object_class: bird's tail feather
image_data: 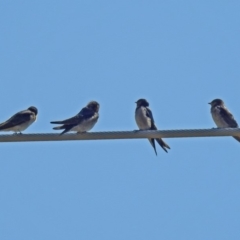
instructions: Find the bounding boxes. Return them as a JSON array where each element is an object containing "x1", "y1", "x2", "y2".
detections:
[
  {"x1": 51, "y1": 121, "x2": 63, "y2": 124},
  {"x1": 233, "y1": 136, "x2": 240, "y2": 142},
  {"x1": 59, "y1": 128, "x2": 71, "y2": 135},
  {"x1": 148, "y1": 138, "x2": 157, "y2": 156},
  {"x1": 156, "y1": 138, "x2": 170, "y2": 153},
  {"x1": 53, "y1": 126, "x2": 65, "y2": 130},
  {"x1": 53, "y1": 125, "x2": 73, "y2": 135}
]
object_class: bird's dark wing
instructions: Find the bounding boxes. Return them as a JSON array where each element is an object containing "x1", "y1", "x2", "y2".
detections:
[
  {"x1": 145, "y1": 107, "x2": 170, "y2": 153},
  {"x1": 50, "y1": 115, "x2": 82, "y2": 125},
  {"x1": 51, "y1": 107, "x2": 95, "y2": 125},
  {"x1": 219, "y1": 107, "x2": 238, "y2": 127},
  {"x1": 0, "y1": 110, "x2": 32, "y2": 130},
  {"x1": 145, "y1": 107, "x2": 158, "y2": 155},
  {"x1": 51, "y1": 114, "x2": 82, "y2": 134},
  {"x1": 78, "y1": 107, "x2": 95, "y2": 119},
  {"x1": 145, "y1": 107, "x2": 156, "y2": 128},
  {"x1": 146, "y1": 107, "x2": 159, "y2": 130}
]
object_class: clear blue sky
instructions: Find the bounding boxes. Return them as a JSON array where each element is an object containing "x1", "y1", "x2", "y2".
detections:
[{"x1": 1, "y1": 1, "x2": 240, "y2": 239}]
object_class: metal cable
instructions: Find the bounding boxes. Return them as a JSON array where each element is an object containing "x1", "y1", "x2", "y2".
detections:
[{"x1": 0, "y1": 128, "x2": 240, "y2": 142}]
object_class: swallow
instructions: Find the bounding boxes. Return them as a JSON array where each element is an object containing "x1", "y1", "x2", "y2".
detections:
[
  {"x1": 135, "y1": 98, "x2": 170, "y2": 155},
  {"x1": 209, "y1": 98, "x2": 240, "y2": 142},
  {"x1": 0, "y1": 106, "x2": 38, "y2": 134},
  {"x1": 50, "y1": 101, "x2": 100, "y2": 135}
]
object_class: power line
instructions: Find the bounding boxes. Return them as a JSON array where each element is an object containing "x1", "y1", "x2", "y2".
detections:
[{"x1": 0, "y1": 128, "x2": 240, "y2": 142}]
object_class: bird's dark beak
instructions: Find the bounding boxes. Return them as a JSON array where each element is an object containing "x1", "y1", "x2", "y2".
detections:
[{"x1": 208, "y1": 102, "x2": 211, "y2": 105}]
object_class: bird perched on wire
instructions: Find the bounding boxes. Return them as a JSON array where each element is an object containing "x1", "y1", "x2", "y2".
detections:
[
  {"x1": 209, "y1": 98, "x2": 240, "y2": 142},
  {"x1": 135, "y1": 98, "x2": 170, "y2": 155},
  {"x1": 0, "y1": 106, "x2": 38, "y2": 134},
  {"x1": 50, "y1": 101, "x2": 100, "y2": 135}
]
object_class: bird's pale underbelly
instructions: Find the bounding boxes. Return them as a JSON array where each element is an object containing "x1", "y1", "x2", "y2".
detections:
[
  {"x1": 135, "y1": 110, "x2": 151, "y2": 130},
  {"x1": 211, "y1": 111, "x2": 229, "y2": 128},
  {"x1": 71, "y1": 118, "x2": 97, "y2": 132}
]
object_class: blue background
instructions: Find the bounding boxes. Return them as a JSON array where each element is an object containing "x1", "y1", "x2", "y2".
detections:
[{"x1": 1, "y1": 1, "x2": 240, "y2": 239}]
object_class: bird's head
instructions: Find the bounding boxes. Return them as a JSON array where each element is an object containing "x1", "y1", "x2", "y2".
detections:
[
  {"x1": 135, "y1": 98, "x2": 149, "y2": 107},
  {"x1": 208, "y1": 99, "x2": 224, "y2": 107},
  {"x1": 87, "y1": 101, "x2": 100, "y2": 112},
  {"x1": 28, "y1": 106, "x2": 38, "y2": 115}
]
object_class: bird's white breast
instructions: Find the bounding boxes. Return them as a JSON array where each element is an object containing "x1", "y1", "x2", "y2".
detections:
[
  {"x1": 135, "y1": 107, "x2": 151, "y2": 130},
  {"x1": 211, "y1": 106, "x2": 229, "y2": 128}
]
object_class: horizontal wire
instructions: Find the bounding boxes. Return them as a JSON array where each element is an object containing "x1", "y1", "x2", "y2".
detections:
[{"x1": 0, "y1": 128, "x2": 240, "y2": 143}]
